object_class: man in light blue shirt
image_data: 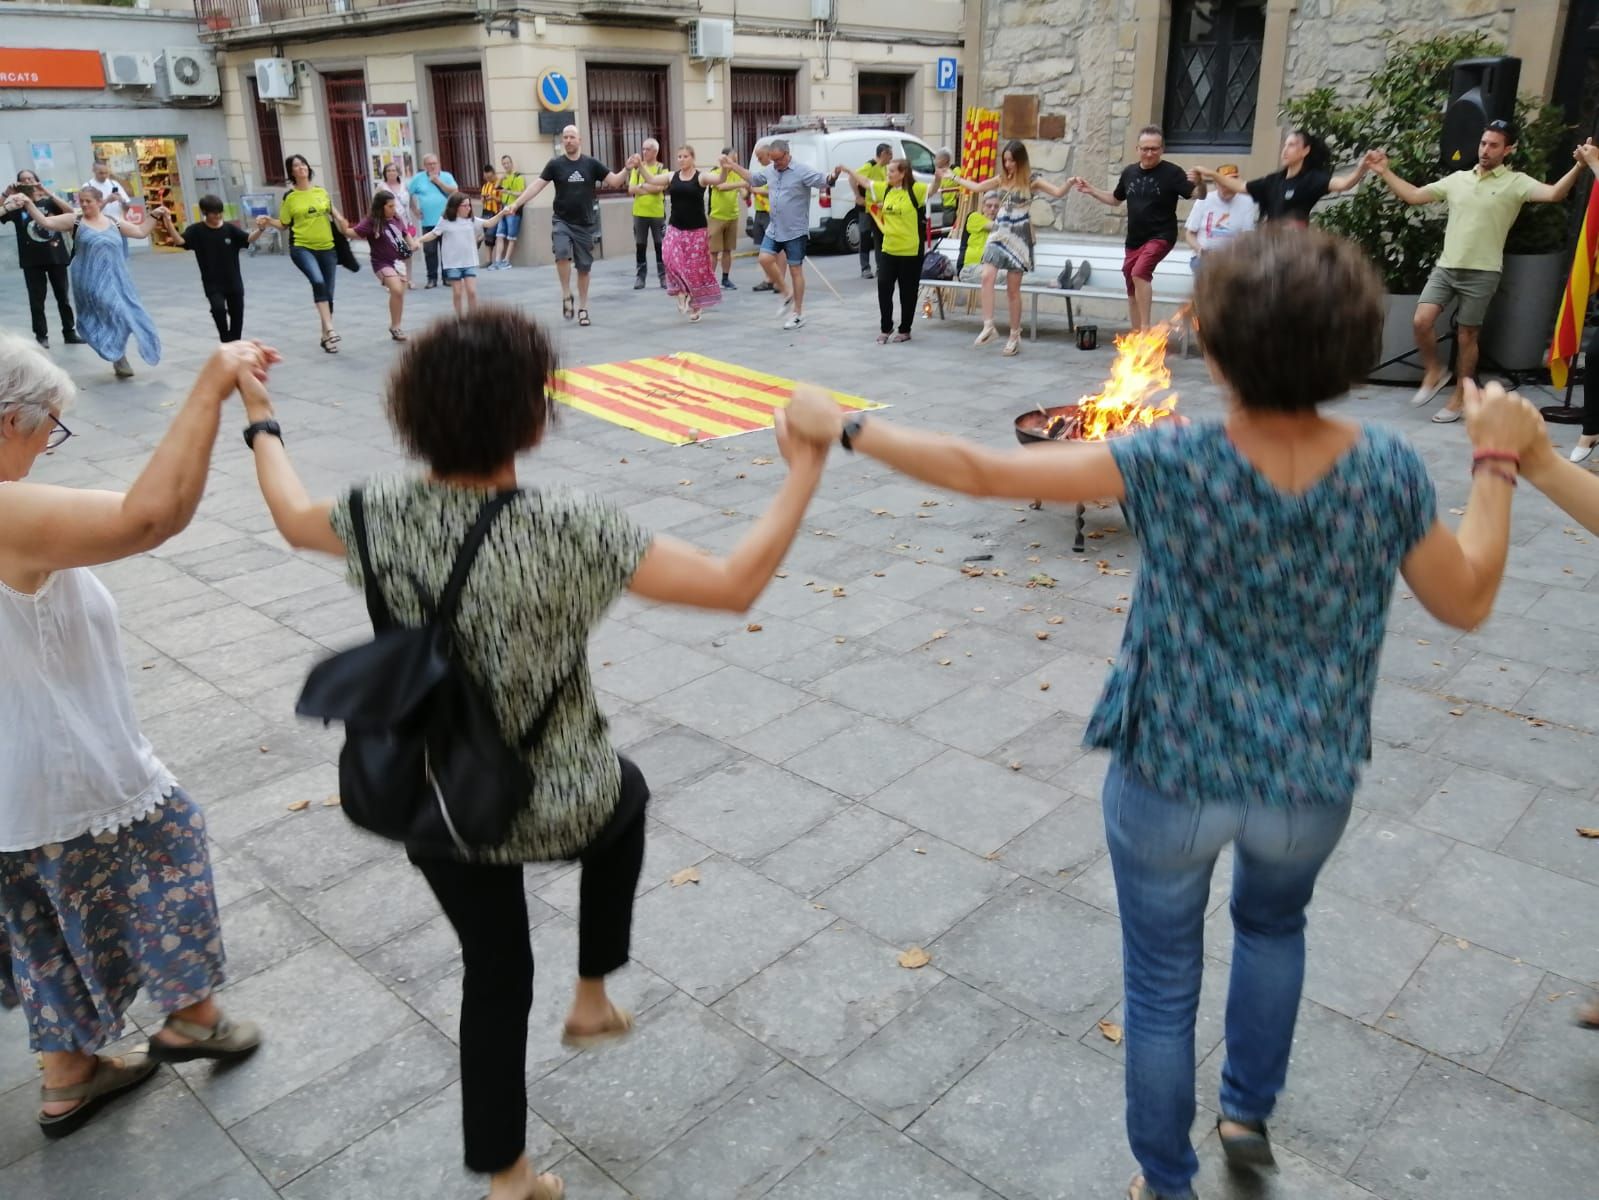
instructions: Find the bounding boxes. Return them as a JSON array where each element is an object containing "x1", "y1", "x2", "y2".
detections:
[
  {"x1": 721, "y1": 140, "x2": 828, "y2": 330},
  {"x1": 406, "y1": 153, "x2": 458, "y2": 287}
]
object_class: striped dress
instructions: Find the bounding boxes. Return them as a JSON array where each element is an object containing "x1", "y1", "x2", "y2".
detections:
[{"x1": 979, "y1": 186, "x2": 1034, "y2": 274}]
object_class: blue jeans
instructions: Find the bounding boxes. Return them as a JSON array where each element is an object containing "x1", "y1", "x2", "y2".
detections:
[
  {"x1": 1102, "y1": 759, "x2": 1353, "y2": 1198},
  {"x1": 290, "y1": 245, "x2": 339, "y2": 307}
]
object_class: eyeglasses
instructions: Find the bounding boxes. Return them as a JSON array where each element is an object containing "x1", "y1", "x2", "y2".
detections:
[{"x1": 45, "y1": 413, "x2": 72, "y2": 451}]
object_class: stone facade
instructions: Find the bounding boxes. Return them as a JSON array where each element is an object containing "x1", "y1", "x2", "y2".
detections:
[{"x1": 1284, "y1": 0, "x2": 1511, "y2": 98}]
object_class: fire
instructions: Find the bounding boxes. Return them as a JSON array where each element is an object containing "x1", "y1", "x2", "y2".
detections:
[{"x1": 1050, "y1": 323, "x2": 1179, "y2": 441}]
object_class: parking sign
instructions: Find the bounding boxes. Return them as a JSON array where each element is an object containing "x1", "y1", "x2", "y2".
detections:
[{"x1": 936, "y1": 57, "x2": 958, "y2": 92}]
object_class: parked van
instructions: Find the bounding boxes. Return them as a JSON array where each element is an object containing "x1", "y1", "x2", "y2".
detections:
[{"x1": 743, "y1": 117, "x2": 956, "y2": 253}]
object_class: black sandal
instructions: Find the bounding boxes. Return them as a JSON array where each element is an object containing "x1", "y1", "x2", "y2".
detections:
[
  {"x1": 319, "y1": 332, "x2": 339, "y2": 354},
  {"x1": 577, "y1": 309, "x2": 591, "y2": 327},
  {"x1": 1216, "y1": 1116, "x2": 1274, "y2": 1168},
  {"x1": 562, "y1": 295, "x2": 575, "y2": 320}
]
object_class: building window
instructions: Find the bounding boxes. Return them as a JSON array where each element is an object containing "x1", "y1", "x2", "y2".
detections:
[
  {"x1": 731, "y1": 69, "x2": 797, "y2": 164},
  {"x1": 1164, "y1": 0, "x2": 1266, "y2": 149},
  {"x1": 858, "y1": 72, "x2": 908, "y2": 115},
  {"x1": 248, "y1": 76, "x2": 286, "y2": 186},
  {"x1": 586, "y1": 64, "x2": 669, "y2": 192},
  {"x1": 323, "y1": 70, "x2": 369, "y2": 218},
  {"x1": 430, "y1": 64, "x2": 490, "y2": 182}
]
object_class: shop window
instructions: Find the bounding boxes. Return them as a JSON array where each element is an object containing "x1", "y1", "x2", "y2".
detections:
[
  {"x1": 430, "y1": 64, "x2": 490, "y2": 182},
  {"x1": 91, "y1": 137, "x2": 186, "y2": 243},
  {"x1": 249, "y1": 76, "x2": 286, "y2": 186},
  {"x1": 731, "y1": 69, "x2": 797, "y2": 164},
  {"x1": 586, "y1": 64, "x2": 669, "y2": 193},
  {"x1": 1164, "y1": 0, "x2": 1266, "y2": 150},
  {"x1": 858, "y1": 72, "x2": 908, "y2": 116}
]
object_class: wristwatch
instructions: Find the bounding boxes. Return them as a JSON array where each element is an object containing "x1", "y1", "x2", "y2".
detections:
[
  {"x1": 243, "y1": 419, "x2": 283, "y2": 450},
  {"x1": 840, "y1": 414, "x2": 867, "y2": 452}
]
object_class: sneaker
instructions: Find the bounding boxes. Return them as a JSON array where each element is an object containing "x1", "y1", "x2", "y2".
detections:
[
  {"x1": 633, "y1": 276, "x2": 647, "y2": 290},
  {"x1": 861, "y1": 268, "x2": 874, "y2": 280},
  {"x1": 752, "y1": 281, "x2": 776, "y2": 293},
  {"x1": 777, "y1": 292, "x2": 793, "y2": 316},
  {"x1": 783, "y1": 313, "x2": 805, "y2": 330},
  {"x1": 1067, "y1": 260, "x2": 1092, "y2": 289},
  {"x1": 63, "y1": 331, "x2": 86, "y2": 345},
  {"x1": 721, "y1": 277, "x2": 737, "y2": 290},
  {"x1": 35, "y1": 334, "x2": 48, "y2": 348},
  {"x1": 113, "y1": 356, "x2": 134, "y2": 378}
]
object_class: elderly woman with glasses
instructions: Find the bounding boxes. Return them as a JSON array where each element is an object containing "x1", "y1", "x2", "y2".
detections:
[{"x1": 0, "y1": 333, "x2": 265, "y2": 1138}]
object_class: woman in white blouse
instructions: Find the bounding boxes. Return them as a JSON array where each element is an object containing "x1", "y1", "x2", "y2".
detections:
[{"x1": 0, "y1": 334, "x2": 264, "y2": 1138}]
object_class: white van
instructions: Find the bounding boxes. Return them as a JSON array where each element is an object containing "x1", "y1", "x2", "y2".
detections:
[{"x1": 744, "y1": 119, "x2": 955, "y2": 253}]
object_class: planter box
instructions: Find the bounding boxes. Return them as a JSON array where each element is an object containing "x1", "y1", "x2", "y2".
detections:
[
  {"x1": 1483, "y1": 251, "x2": 1564, "y2": 372},
  {"x1": 1370, "y1": 291, "x2": 1455, "y2": 386}
]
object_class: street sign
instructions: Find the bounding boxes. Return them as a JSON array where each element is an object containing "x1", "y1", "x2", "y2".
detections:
[
  {"x1": 935, "y1": 57, "x2": 958, "y2": 92},
  {"x1": 538, "y1": 70, "x2": 571, "y2": 113}
]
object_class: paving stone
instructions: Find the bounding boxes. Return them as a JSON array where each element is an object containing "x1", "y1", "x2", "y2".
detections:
[
  {"x1": 1368, "y1": 684, "x2": 1461, "y2": 751},
  {"x1": 1379, "y1": 939, "x2": 1544, "y2": 1072},
  {"x1": 818, "y1": 834, "x2": 1015, "y2": 947},
  {"x1": 631, "y1": 856, "x2": 833, "y2": 1003},
  {"x1": 763, "y1": 1112, "x2": 1003, "y2": 1200},
  {"x1": 703, "y1": 614, "x2": 838, "y2": 670},
  {"x1": 824, "y1": 977, "x2": 1027, "y2": 1130},
  {"x1": 1431, "y1": 707, "x2": 1597, "y2": 794},
  {"x1": 1488, "y1": 971, "x2": 1599, "y2": 1124},
  {"x1": 593, "y1": 642, "x2": 724, "y2": 704},
  {"x1": 172, "y1": 1163, "x2": 280, "y2": 1200},
  {"x1": 1404, "y1": 842, "x2": 1599, "y2": 982},
  {"x1": 988, "y1": 714, "x2": 1092, "y2": 784},
  {"x1": 754, "y1": 804, "x2": 913, "y2": 897},
  {"x1": 1191, "y1": 1131, "x2": 1389, "y2": 1200},
  {"x1": 297, "y1": 856, "x2": 444, "y2": 958},
  {"x1": 212, "y1": 890, "x2": 326, "y2": 987},
  {"x1": 1354, "y1": 743, "x2": 1455, "y2": 819},
  {"x1": 808, "y1": 654, "x2": 970, "y2": 720},
  {"x1": 357, "y1": 912, "x2": 466, "y2": 1001},
  {"x1": 867, "y1": 749, "x2": 1068, "y2": 856},
  {"x1": 650, "y1": 664, "x2": 812, "y2": 739},
  {"x1": 1408, "y1": 765, "x2": 1538, "y2": 850},
  {"x1": 846, "y1": 557, "x2": 964, "y2": 602},
  {"x1": 1438, "y1": 652, "x2": 1542, "y2": 710},
  {"x1": 527, "y1": 992, "x2": 778, "y2": 1177},
  {"x1": 624, "y1": 724, "x2": 741, "y2": 790},
  {"x1": 1496, "y1": 787, "x2": 1599, "y2": 885},
  {"x1": 908, "y1": 684, "x2": 1060, "y2": 757},
  {"x1": 652, "y1": 759, "x2": 843, "y2": 860},
  {"x1": 909, "y1": 1023, "x2": 1129, "y2": 1199},
  {"x1": 731, "y1": 698, "x2": 860, "y2": 764},
  {"x1": 784, "y1": 717, "x2": 944, "y2": 799},
  {"x1": 231, "y1": 804, "x2": 393, "y2": 901},
  {"x1": 933, "y1": 879, "x2": 1123, "y2": 1034},
  {"x1": 1004, "y1": 648, "x2": 1114, "y2": 718},
  {"x1": 1318, "y1": 815, "x2": 1454, "y2": 912},
  {"x1": 1347, "y1": 1057, "x2": 1598, "y2": 1199},
  {"x1": 1460, "y1": 610, "x2": 1599, "y2": 673},
  {"x1": 993, "y1": 793, "x2": 1110, "y2": 889}
]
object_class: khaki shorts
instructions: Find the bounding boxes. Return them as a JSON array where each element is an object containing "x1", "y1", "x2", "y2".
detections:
[
  {"x1": 1419, "y1": 265, "x2": 1501, "y2": 327},
  {"x1": 707, "y1": 216, "x2": 738, "y2": 254}
]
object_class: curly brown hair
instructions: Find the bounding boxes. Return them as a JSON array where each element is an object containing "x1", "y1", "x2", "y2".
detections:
[
  {"x1": 1191, "y1": 224, "x2": 1382, "y2": 412},
  {"x1": 385, "y1": 306, "x2": 557, "y2": 475}
]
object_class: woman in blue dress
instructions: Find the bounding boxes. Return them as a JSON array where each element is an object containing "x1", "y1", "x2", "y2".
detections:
[{"x1": 5, "y1": 186, "x2": 161, "y2": 378}]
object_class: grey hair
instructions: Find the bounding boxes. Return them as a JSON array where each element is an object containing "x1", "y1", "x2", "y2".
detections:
[
  {"x1": 754, "y1": 139, "x2": 770, "y2": 151},
  {"x1": 642, "y1": 138, "x2": 660, "y2": 150},
  {"x1": 936, "y1": 147, "x2": 954, "y2": 162},
  {"x1": 767, "y1": 138, "x2": 790, "y2": 155},
  {"x1": 0, "y1": 331, "x2": 75, "y2": 436}
]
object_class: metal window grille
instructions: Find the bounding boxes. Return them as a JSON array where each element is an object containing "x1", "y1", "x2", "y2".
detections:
[
  {"x1": 430, "y1": 64, "x2": 490, "y2": 183},
  {"x1": 248, "y1": 76, "x2": 287, "y2": 185},
  {"x1": 323, "y1": 70, "x2": 368, "y2": 218},
  {"x1": 1163, "y1": 0, "x2": 1266, "y2": 149},
  {"x1": 858, "y1": 72, "x2": 907, "y2": 115},
  {"x1": 586, "y1": 64, "x2": 668, "y2": 192},
  {"x1": 731, "y1": 69, "x2": 797, "y2": 164}
]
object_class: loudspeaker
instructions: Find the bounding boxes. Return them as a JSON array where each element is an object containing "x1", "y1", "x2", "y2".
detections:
[{"x1": 1441, "y1": 57, "x2": 1521, "y2": 169}]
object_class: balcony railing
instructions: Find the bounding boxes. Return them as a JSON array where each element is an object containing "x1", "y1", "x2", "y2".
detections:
[{"x1": 195, "y1": 0, "x2": 482, "y2": 44}]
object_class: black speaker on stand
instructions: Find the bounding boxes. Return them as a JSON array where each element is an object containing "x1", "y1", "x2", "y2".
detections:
[{"x1": 1441, "y1": 57, "x2": 1521, "y2": 170}]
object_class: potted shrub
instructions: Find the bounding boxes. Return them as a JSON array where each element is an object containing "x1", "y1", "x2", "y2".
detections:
[{"x1": 1282, "y1": 32, "x2": 1571, "y2": 382}]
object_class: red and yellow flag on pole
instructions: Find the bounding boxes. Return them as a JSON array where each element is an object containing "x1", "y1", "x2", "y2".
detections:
[{"x1": 1549, "y1": 178, "x2": 1599, "y2": 390}]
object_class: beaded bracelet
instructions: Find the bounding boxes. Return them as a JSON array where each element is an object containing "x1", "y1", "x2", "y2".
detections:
[{"x1": 1472, "y1": 449, "x2": 1521, "y2": 467}]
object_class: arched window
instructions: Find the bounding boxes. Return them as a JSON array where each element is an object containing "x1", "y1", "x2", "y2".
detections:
[{"x1": 1164, "y1": 0, "x2": 1266, "y2": 149}]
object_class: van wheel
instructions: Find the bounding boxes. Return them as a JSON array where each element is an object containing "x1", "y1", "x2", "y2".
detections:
[{"x1": 842, "y1": 211, "x2": 861, "y2": 254}]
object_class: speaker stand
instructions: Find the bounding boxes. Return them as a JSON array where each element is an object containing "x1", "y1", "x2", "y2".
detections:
[{"x1": 1541, "y1": 357, "x2": 1588, "y2": 424}]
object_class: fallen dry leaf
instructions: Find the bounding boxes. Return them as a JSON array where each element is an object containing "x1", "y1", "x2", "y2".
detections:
[
  {"x1": 1027, "y1": 555, "x2": 1041, "y2": 564},
  {"x1": 751, "y1": 456, "x2": 773, "y2": 466},
  {"x1": 1577, "y1": 827, "x2": 1599, "y2": 839},
  {"x1": 774, "y1": 570, "x2": 788, "y2": 578},
  {"x1": 286, "y1": 799, "x2": 311, "y2": 812},
  {"x1": 972, "y1": 606, "x2": 985, "y2": 613},
  {"x1": 961, "y1": 565, "x2": 986, "y2": 578},
  {"x1": 912, "y1": 847, "x2": 927, "y2": 855},
  {"x1": 897, "y1": 946, "x2": 932, "y2": 970},
  {"x1": 931, "y1": 629, "x2": 949, "y2": 640},
  {"x1": 873, "y1": 571, "x2": 886, "y2": 577},
  {"x1": 834, "y1": 636, "x2": 847, "y2": 644},
  {"x1": 1416, "y1": 639, "x2": 1430, "y2": 646},
  {"x1": 1448, "y1": 708, "x2": 1464, "y2": 716},
  {"x1": 1047, "y1": 615, "x2": 1064, "y2": 625},
  {"x1": 678, "y1": 479, "x2": 693, "y2": 486},
  {"x1": 1385, "y1": 1011, "x2": 1399, "y2": 1020},
  {"x1": 1035, "y1": 631, "x2": 1050, "y2": 640},
  {"x1": 832, "y1": 586, "x2": 847, "y2": 597},
  {"x1": 1095, "y1": 560, "x2": 1131, "y2": 576},
  {"x1": 937, "y1": 657, "x2": 952, "y2": 666},
  {"x1": 1020, "y1": 604, "x2": 1036, "y2": 612},
  {"x1": 1008, "y1": 761, "x2": 1022, "y2": 771},
  {"x1": 983, "y1": 850, "x2": 1003, "y2": 861},
  {"x1": 1455, "y1": 938, "x2": 1470, "y2": 949},
  {"x1": 746, "y1": 623, "x2": 763, "y2": 633},
  {"x1": 1448, "y1": 506, "x2": 1466, "y2": 516},
  {"x1": 141, "y1": 662, "x2": 156, "y2": 671},
  {"x1": 1039, "y1": 681, "x2": 1051, "y2": 691},
  {"x1": 734, "y1": 471, "x2": 745, "y2": 479},
  {"x1": 258, "y1": 745, "x2": 270, "y2": 754},
  {"x1": 870, "y1": 508, "x2": 891, "y2": 516},
  {"x1": 1028, "y1": 573, "x2": 1057, "y2": 588},
  {"x1": 1096, "y1": 1019, "x2": 1124, "y2": 1045},
  {"x1": 669, "y1": 866, "x2": 702, "y2": 887},
  {"x1": 619, "y1": 457, "x2": 629, "y2": 464},
  {"x1": 920, "y1": 499, "x2": 939, "y2": 508}
]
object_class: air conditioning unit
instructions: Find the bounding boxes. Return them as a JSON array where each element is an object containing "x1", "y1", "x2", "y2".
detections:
[
  {"x1": 104, "y1": 52, "x2": 157, "y2": 89},
  {"x1": 689, "y1": 18, "x2": 734, "y2": 61},
  {"x1": 163, "y1": 47, "x2": 219, "y2": 99},
  {"x1": 254, "y1": 57, "x2": 298, "y2": 102}
]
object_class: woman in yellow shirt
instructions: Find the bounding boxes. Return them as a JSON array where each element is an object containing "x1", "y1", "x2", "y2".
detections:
[
  {"x1": 835, "y1": 158, "x2": 927, "y2": 343},
  {"x1": 256, "y1": 154, "x2": 354, "y2": 354}
]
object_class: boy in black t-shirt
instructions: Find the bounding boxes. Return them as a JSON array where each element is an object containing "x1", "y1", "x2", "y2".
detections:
[
  {"x1": 1072, "y1": 126, "x2": 1199, "y2": 331},
  {"x1": 155, "y1": 195, "x2": 263, "y2": 342}
]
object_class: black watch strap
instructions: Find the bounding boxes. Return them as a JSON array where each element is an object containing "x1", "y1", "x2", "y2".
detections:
[
  {"x1": 243, "y1": 419, "x2": 282, "y2": 450},
  {"x1": 840, "y1": 414, "x2": 865, "y2": 452}
]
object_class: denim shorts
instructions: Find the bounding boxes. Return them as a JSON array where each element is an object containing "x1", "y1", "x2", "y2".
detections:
[
  {"x1": 761, "y1": 233, "x2": 808, "y2": 265},
  {"x1": 443, "y1": 266, "x2": 477, "y2": 282},
  {"x1": 499, "y1": 211, "x2": 521, "y2": 239}
]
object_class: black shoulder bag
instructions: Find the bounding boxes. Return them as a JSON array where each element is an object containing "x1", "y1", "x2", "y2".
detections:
[{"x1": 296, "y1": 489, "x2": 570, "y2": 855}]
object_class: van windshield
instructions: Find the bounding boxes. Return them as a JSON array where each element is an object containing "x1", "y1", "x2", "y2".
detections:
[{"x1": 903, "y1": 141, "x2": 935, "y2": 176}]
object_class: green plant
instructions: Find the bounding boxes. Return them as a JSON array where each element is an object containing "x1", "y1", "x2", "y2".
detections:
[{"x1": 1282, "y1": 32, "x2": 1574, "y2": 291}]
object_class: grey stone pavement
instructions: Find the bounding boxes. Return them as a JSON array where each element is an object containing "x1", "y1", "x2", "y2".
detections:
[{"x1": 2, "y1": 235, "x2": 1598, "y2": 1200}]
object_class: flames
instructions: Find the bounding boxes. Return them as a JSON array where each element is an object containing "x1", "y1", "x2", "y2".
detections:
[{"x1": 1047, "y1": 323, "x2": 1180, "y2": 441}]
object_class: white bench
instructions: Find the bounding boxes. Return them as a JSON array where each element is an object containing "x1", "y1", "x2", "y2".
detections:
[{"x1": 920, "y1": 237, "x2": 1194, "y2": 342}]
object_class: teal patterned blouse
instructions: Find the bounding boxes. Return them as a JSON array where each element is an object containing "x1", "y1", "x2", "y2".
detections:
[{"x1": 1085, "y1": 420, "x2": 1436, "y2": 807}]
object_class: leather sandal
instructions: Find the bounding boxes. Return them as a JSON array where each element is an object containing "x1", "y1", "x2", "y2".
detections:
[
  {"x1": 577, "y1": 309, "x2": 591, "y2": 327},
  {"x1": 38, "y1": 1051, "x2": 159, "y2": 1139},
  {"x1": 481, "y1": 1172, "x2": 564, "y2": 1200},
  {"x1": 561, "y1": 294, "x2": 575, "y2": 320},
  {"x1": 560, "y1": 1004, "x2": 634, "y2": 1050},
  {"x1": 1216, "y1": 1115, "x2": 1275, "y2": 1168},
  {"x1": 147, "y1": 1014, "x2": 263, "y2": 1064}
]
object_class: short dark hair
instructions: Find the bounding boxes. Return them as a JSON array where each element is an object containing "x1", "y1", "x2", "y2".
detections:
[
  {"x1": 284, "y1": 153, "x2": 313, "y2": 181},
  {"x1": 1192, "y1": 224, "x2": 1381, "y2": 412},
  {"x1": 198, "y1": 193, "x2": 224, "y2": 215},
  {"x1": 387, "y1": 307, "x2": 558, "y2": 476},
  {"x1": 1484, "y1": 118, "x2": 1518, "y2": 144},
  {"x1": 442, "y1": 191, "x2": 472, "y2": 219},
  {"x1": 876, "y1": 142, "x2": 892, "y2": 156},
  {"x1": 482, "y1": 163, "x2": 496, "y2": 176}
]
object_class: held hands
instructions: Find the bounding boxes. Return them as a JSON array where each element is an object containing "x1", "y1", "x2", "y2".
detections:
[
  {"x1": 1363, "y1": 149, "x2": 1389, "y2": 172},
  {"x1": 255, "y1": 214, "x2": 271, "y2": 229},
  {"x1": 1463, "y1": 379, "x2": 1547, "y2": 463},
  {"x1": 1577, "y1": 140, "x2": 1599, "y2": 170},
  {"x1": 201, "y1": 340, "x2": 281, "y2": 414},
  {"x1": 783, "y1": 384, "x2": 846, "y2": 452},
  {"x1": 625, "y1": 153, "x2": 642, "y2": 171}
]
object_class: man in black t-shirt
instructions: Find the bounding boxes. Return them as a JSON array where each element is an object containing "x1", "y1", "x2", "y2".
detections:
[
  {"x1": 154, "y1": 194, "x2": 263, "y2": 342},
  {"x1": 2, "y1": 170, "x2": 81, "y2": 347},
  {"x1": 1072, "y1": 126, "x2": 1198, "y2": 331},
  {"x1": 507, "y1": 125, "x2": 631, "y2": 327}
]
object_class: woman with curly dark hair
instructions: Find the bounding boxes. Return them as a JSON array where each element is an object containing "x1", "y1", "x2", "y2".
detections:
[
  {"x1": 1196, "y1": 128, "x2": 1370, "y2": 224},
  {"x1": 236, "y1": 305, "x2": 834, "y2": 1200}
]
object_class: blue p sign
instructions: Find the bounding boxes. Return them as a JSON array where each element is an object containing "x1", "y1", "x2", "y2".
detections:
[
  {"x1": 936, "y1": 57, "x2": 958, "y2": 92},
  {"x1": 538, "y1": 70, "x2": 571, "y2": 113}
]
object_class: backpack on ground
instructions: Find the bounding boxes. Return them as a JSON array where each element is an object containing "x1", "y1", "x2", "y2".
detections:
[{"x1": 296, "y1": 488, "x2": 568, "y2": 855}]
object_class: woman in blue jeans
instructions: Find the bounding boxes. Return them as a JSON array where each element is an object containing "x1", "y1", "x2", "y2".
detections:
[
  {"x1": 781, "y1": 224, "x2": 1542, "y2": 1199},
  {"x1": 256, "y1": 155, "x2": 354, "y2": 354}
]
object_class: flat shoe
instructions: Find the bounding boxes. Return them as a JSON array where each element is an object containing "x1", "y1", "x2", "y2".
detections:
[
  {"x1": 1571, "y1": 441, "x2": 1598, "y2": 464},
  {"x1": 147, "y1": 1014, "x2": 262, "y2": 1064},
  {"x1": 1217, "y1": 1115, "x2": 1275, "y2": 1168},
  {"x1": 1410, "y1": 372, "x2": 1451, "y2": 406},
  {"x1": 1430, "y1": 406, "x2": 1463, "y2": 424},
  {"x1": 1002, "y1": 336, "x2": 1021, "y2": 357},
  {"x1": 890, "y1": 332, "x2": 912, "y2": 343},
  {"x1": 974, "y1": 324, "x2": 997, "y2": 346},
  {"x1": 875, "y1": 333, "x2": 890, "y2": 344},
  {"x1": 561, "y1": 1005, "x2": 634, "y2": 1050},
  {"x1": 38, "y1": 1051, "x2": 159, "y2": 1139}
]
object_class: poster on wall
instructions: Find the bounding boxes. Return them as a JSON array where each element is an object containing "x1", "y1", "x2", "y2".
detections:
[
  {"x1": 29, "y1": 140, "x2": 81, "y2": 198},
  {"x1": 364, "y1": 102, "x2": 416, "y2": 187}
]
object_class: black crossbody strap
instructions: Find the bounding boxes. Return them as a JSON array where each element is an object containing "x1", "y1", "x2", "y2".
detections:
[
  {"x1": 436, "y1": 491, "x2": 519, "y2": 627},
  {"x1": 349, "y1": 487, "x2": 395, "y2": 631}
]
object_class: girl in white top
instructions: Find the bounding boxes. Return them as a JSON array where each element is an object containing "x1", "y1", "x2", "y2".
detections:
[
  {"x1": 0, "y1": 334, "x2": 264, "y2": 1137},
  {"x1": 418, "y1": 191, "x2": 507, "y2": 318}
]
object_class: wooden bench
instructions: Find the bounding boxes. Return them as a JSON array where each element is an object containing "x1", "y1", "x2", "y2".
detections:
[{"x1": 920, "y1": 237, "x2": 1194, "y2": 343}]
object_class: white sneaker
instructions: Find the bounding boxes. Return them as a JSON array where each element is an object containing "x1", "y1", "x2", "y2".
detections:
[
  {"x1": 783, "y1": 313, "x2": 805, "y2": 330},
  {"x1": 777, "y1": 292, "x2": 793, "y2": 316},
  {"x1": 1571, "y1": 438, "x2": 1599, "y2": 463},
  {"x1": 1430, "y1": 406, "x2": 1463, "y2": 424}
]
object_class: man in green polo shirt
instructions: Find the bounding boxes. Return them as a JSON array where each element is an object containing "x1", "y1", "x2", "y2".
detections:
[
  {"x1": 628, "y1": 138, "x2": 668, "y2": 290},
  {"x1": 1368, "y1": 120, "x2": 1586, "y2": 421},
  {"x1": 855, "y1": 143, "x2": 892, "y2": 279}
]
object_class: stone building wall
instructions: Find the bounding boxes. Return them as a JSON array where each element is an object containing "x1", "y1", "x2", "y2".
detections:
[{"x1": 1284, "y1": 0, "x2": 1511, "y2": 99}]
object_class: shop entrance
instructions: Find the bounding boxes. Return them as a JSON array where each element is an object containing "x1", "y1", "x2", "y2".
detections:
[
  {"x1": 90, "y1": 136, "x2": 188, "y2": 248},
  {"x1": 323, "y1": 70, "x2": 369, "y2": 217}
]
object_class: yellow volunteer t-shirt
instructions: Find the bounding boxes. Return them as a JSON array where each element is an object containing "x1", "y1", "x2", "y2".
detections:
[
  {"x1": 963, "y1": 211, "x2": 990, "y2": 267},
  {"x1": 499, "y1": 172, "x2": 526, "y2": 208},
  {"x1": 869, "y1": 180, "x2": 928, "y2": 258},
  {"x1": 754, "y1": 186, "x2": 770, "y2": 214},
  {"x1": 630, "y1": 164, "x2": 667, "y2": 219},
  {"x1": 709, "y1": 183, "x2": 741, "y2": 222},
  {"x1": 279, "y1": 186, "x2": 335, "y2": 251}
]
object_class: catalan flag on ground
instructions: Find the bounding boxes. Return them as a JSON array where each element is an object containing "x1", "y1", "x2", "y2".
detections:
[{"x1": 1549, "y1": 178, "x2": 1599, "y2": 390}]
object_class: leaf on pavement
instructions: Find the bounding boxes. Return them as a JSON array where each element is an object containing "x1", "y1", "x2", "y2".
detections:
[
  {"x1": 1047, "y1": 615, "x2": 1064, "y2": 625},
  {"x1": 897, "y1": 946, "x2": 932, "y2": 969},
  {"x1": 1096, "y1": 1019, "x2": 1123, "y2": 1045},
  {"x1": 286, "y1": 799, "x2": 311, "y2": 812},
  {"x1": 746, "y1": 623, "x2": 763, "y2": 633},
  {"x1": 1577, "y1": 827, "x2": 1599, "y2": 839},
  {"x1": 322, "y1": 795, "x2": 341, "y2": 807},
  {"x1": 669, "y1": 866, "x2": 702, "y2": 887},
  {"x1": 751, "y1": 457, "x2": 773, "y2": 465}
]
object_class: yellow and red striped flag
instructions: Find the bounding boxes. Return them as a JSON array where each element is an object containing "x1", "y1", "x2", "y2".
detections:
[{"x1": 1549, "y1": 178, "x2": 1599, "y2": 389}]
